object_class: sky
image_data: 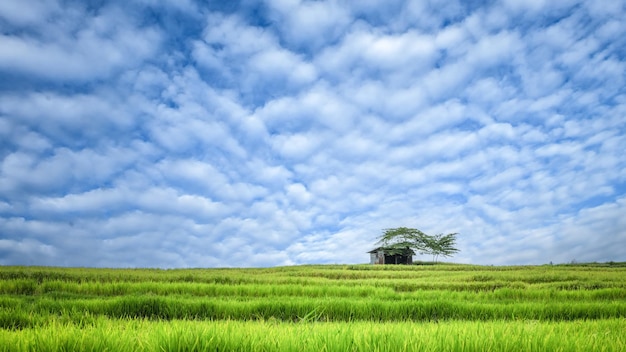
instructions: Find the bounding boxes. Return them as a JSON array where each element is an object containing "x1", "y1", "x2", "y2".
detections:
[{"x1": 0, "y1": 0, "x2": 625, "y2": 268}]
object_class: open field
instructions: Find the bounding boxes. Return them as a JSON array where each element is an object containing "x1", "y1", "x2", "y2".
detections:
[{"x1": 1, "y1": 263, "x2": 625, "y2": 351}]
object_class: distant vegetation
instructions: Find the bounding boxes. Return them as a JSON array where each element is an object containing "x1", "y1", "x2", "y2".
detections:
[{"x1": 1, "y1": 264, "x2": 625, "y2": 351}]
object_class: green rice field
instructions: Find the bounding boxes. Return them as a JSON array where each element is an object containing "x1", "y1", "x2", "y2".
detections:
[{"x1": 1, "y1": 263, "x2": 625, "y2": 351}]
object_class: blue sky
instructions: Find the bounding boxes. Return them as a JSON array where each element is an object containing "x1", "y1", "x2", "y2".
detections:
[{"x1": 1, "y1": 0, "x2": 625, "y2": 267}]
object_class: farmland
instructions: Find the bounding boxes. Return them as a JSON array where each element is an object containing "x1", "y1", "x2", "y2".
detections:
[{"x1": 1, "y1": 263, "x2": 625, "y2": 351}]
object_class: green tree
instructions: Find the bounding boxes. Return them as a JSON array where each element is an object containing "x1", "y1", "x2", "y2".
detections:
[
  {"x1": 377, "y1": 228, "x2": 459, "y2": 264},
  {"x1": 377, "y1": 227, "x2": 428, "y2": 256},
  {"x1": 423, "y1": 233, "x2": 459, "y2": 263}
]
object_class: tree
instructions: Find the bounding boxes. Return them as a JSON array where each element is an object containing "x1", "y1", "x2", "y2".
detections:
[
  {"x1": 377, "y1": 228, "x2": 459, "y2": 264},
  {"x1": 377, "y1": 227, "x2": 428, "y2": 254},
  {"x1": 423, "y1": 233, "x2": 459, "y2": 263}
]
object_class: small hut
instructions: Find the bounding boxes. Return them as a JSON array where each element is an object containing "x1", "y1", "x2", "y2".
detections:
[{"x1": 368, "y1": 246, "x2": 415, "y2": 265}]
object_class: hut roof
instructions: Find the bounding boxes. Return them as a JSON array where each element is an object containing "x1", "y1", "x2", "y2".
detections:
[{"x1": 367, "y1": 245, "x2": 415, "y2": 255}]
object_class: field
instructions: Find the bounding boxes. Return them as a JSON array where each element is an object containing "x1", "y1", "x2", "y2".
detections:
[{"x1": 1, "y1": 263, "x2": 625, "y2": 351}]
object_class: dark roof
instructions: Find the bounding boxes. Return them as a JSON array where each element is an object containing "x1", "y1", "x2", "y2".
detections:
[{"x1": 367, "y1": 246, "x2": 415, "y2": 255}]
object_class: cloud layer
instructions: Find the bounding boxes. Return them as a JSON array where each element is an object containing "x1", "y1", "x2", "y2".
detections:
[{"x1": 1, "y1": 0, "x2": 625, "y2": 267}]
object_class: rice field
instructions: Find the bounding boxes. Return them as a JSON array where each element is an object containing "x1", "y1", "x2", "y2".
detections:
[{"x1": 1, "y1": 263, "x2": 625, "y2": 351}]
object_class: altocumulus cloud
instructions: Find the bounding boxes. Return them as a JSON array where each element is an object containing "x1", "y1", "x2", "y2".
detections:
[{"x1": 0, "y1": 0, "x2": 625, "y2": 267}]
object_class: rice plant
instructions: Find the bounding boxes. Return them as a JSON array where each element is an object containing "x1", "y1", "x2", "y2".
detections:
[{"x1": 0, "y1": 263, "x2": 625, "y2": 350}]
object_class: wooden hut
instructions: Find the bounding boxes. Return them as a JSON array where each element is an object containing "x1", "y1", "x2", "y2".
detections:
[{"x1": 368, "y1": 246, "x2": 415, "y2": 265}]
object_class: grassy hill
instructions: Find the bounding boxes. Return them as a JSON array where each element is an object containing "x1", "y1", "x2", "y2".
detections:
[{"x1": 1, "y1": 263, "x2": 625, "y2": 351}]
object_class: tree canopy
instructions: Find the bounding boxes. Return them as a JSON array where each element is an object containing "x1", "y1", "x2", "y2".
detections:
[
  {"x1": 376, "y1": 227, "x2": 459, "y2": 263},
  {"x1": 422, "y1": 232, "x2": 460, "y2": 263}
]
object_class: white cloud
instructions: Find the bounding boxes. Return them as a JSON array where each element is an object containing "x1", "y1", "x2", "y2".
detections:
[
  {"x1": 192, "y1": 12, "x2": 318, "y2": 102},
  {"x1": 271, "y1": 133, "x2": 323, "y2": 160},
  {"x1": 0, "y1": 3, "x2": 162, "y2": 81},
  {"x1": 265, "y1": 0, "x2": 352, "y2": 50},
  {"x1": 249, "y1": 49, "x2": 318, "y2": 86},
  {"x1": 155, "y1": 158, "x2": 268, "y2": 203},
  {"x1": 0, "y1": 237, "x2": 58, "y2": 265},
  {"x1": 0, "y1": 0, "x2": 61, "y2": 27},
  {"x1": 0, "y1": 91, "x2": 136, "y2": 144}
]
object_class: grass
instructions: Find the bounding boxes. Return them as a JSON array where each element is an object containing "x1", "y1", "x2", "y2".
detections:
[
  {"x1": 0, "y1": 263, "x2": 625, "y2": 351},
  {"x1": 1, "y1": 318, "x2": 625, "y2": 352}
]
